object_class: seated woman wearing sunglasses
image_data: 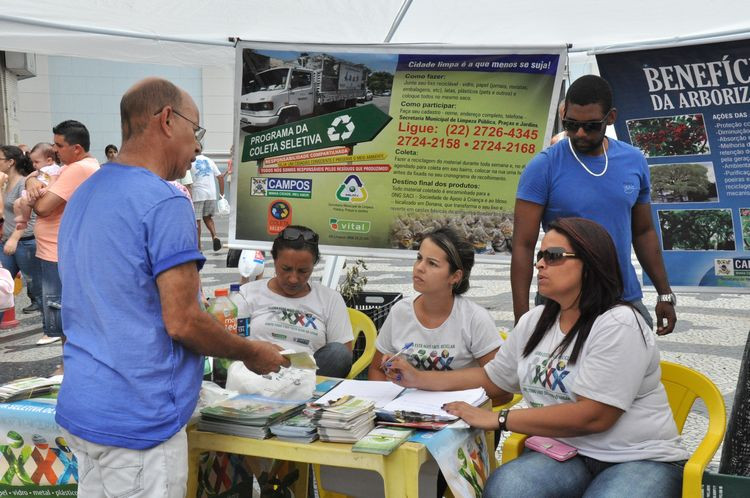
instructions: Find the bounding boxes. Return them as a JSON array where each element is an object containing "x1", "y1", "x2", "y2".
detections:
[
  {"x1": 385, "y1": 218, "x2": 688, "y2": 497},
  {"x1": 234, "y1": 225, "x2": 353, "y2": 377}
]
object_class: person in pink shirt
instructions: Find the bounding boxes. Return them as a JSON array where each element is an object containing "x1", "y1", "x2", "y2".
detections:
[{"x1": 25, "y1": 120, "x2": 100, "y2": 348}]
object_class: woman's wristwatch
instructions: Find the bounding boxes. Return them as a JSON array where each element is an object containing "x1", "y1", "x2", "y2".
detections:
[{"x1": 497, "y1": 409, "x2": 510, "y2": 432}]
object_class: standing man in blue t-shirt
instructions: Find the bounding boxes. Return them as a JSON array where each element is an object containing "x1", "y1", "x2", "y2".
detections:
[
  {"x1": 56, "y1": 77, "x2": 288, "y2": 497},
  {"x1": 511, "y1": 75, "x2": 677, "y2": 335}
]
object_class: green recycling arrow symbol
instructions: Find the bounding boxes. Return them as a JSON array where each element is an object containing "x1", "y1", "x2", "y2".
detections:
[{"x1": 242, "y1": 104, "x2": 392, "y2": 162}]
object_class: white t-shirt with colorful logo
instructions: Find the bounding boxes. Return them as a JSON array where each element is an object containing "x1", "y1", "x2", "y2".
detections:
[
  {"x1": 376, "y1": 295, "x2": 502, "y2": 371},
  {"x1": 485, "y1": 305, "x2": 689, "y2": 463},
  {"x1": 234, "y1": 279, "x2": 352, "y2": 354}
]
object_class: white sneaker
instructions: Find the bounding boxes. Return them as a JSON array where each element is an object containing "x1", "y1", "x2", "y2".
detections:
[{"x1": 36, "y1": 335, "x2": 61, "y2": 346}]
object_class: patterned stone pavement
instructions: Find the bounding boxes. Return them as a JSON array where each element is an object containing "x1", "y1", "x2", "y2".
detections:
[{"x1": 1, "y1": 216, "x2": 748, "y2": 471}]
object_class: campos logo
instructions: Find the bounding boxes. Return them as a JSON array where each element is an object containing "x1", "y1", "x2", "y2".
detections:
[
  {"x1": 252, "y1": 177, "x2": 312, "y2": 199},
  {"x1": 335, "y1": 174, "x2": 368, "y2": 203},
  {"x1": 328, "y1": 114, "x2": 355, "y2": 141},
  {"x1": 329, "y1": 218, "x2": 371, "y2": 234}
]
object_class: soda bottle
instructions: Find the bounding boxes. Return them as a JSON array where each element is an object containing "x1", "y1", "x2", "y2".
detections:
[
  {"x1": 209, "y1": 288, "x2": 237, "y2": 334},
  {"x1": 229, "y1": 284, "x2": 250, "y2": 337},
  {"x1": 208, "y1": 288, "x2": 237, "y2": 387}
]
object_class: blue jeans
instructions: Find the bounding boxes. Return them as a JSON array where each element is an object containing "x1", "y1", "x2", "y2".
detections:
[
  {"x1": 483, "y1": 450, "x2": 683, "y2": 497},
  {"x1": 314, "y1": 342, "x2": 353, "y2": 378},
  {"x1": 40, "y1": 259, "x2": 63, "y2": 337},
  {"x1": 0, "y1": 238, "x2": 42, "y2": 306}
]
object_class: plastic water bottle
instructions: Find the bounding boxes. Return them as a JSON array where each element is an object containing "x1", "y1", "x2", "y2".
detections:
[{"x1": 229, "y1": 284, "x2": 250, "y2": 337}]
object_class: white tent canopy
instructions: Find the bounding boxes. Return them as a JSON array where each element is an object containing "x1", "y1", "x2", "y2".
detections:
[{"x1": 1, "y1": 0, "x2": 749, "y2": 66}]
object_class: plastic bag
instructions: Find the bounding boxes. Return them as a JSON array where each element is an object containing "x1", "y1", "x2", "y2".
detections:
[
  {"x1": 238, "y1": 250, "x2": 266, "y2": 279},
  {"x1": 226, "y1": 362, "x2": 315, "y2": 402},
  {"x1": 217, "y1": 195, "x2": 230, "y2": 216},
  {"x1": 0, "y1": 267, "x2": 15, "y2": 310}
]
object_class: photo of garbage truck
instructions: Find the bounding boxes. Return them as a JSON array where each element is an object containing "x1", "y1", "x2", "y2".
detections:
[{"x1": 240, "y1": 51, "x2": 371, "y2": 130}]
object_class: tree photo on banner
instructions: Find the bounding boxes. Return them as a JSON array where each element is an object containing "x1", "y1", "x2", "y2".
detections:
[
  {"x1": 597, "y1": 38, "x2": 750, "y2": 289},
  {"x1": 229, "y1": 43, "x2": 566, "y2": 260}
]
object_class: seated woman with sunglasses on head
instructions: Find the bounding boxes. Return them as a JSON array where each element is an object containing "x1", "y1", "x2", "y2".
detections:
[
  {"x1": 368, "y1": 227, "x2": 501, "y2": 383},
  {"x1": 384, "y1": 218, "x2": 688, "y2": 497},
  {"x1": 233, "y1": 225, "x2": 353, "y2": 378}
]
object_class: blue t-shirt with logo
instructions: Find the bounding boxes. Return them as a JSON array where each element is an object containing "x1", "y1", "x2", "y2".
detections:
[
  {"x1": 56, "y1": 163, "x2": 206, "y2": 449},
  {"x1": 516, "y1": 138, "x2": 650, "y2": 302}
]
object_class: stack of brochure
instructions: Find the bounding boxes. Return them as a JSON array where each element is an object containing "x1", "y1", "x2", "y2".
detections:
[
  {"x1": 0, "y1": 377, "x2": 61, "y2": 403},
  {"x1": 352, "y1": 426, "x2": 414, "y2": 455},
  {"x1": 198, "y1": 394, "x2": 304, "y2": 439},
  {"x1": 270, "y1": 413, "x2": 318, "y2": 443},
  {"x1": 305, "y1": 396, "x2": 376, "y2": 443}
]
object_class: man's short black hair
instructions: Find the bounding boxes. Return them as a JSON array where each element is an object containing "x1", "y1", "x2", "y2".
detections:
[
  {"x1": 565, "y1": 75, "x2": 613, "y2": 114},
  {"x1": 52, "y1": 120, "x2": 91, "y2": 152}
]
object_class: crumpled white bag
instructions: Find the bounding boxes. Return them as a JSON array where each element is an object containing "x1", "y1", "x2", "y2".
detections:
[
  {"x1": 216, "y1": 195, "x2": 230, "y2": 216},
  {"x1": 226, "y1": 362, "x2": 315, "y2": 402},
  {"x1": 238, "y1": 250, "x2": 265, "y2": 279}
]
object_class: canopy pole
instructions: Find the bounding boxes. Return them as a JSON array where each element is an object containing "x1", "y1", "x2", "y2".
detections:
[
  {"x1": 0, "y1": 14, "x2": 232, "y2": 47},
  {"x1": 383, "y1": 0, "x2": 414, "y2": 43},
  {"x1": 580, "y1": 27, "x2": 750, "y2": 54}
]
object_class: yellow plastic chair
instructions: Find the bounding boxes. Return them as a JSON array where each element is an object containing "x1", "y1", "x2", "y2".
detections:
[
  {"x1": 501, "y1": 360, "x2": 727, "y2": 498},
  {"x1": 346, "y1": 308, "x2": 377, "y2": 379}
]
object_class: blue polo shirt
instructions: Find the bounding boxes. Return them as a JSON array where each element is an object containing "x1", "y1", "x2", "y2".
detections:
[
  {"x1": 56, "y1": 163, "x2": 205, "y2": 449},
  {"x1": 516, "y1": 138, "x2": 651, "y2": 302}
]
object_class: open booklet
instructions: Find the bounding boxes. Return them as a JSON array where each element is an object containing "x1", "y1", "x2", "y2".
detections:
[
  {"x1": 313, "y1": 379, "x2": 487, "y2": 423},
  {"x1": 378, "y1": 387, "x2": 488, "y2": 422}
]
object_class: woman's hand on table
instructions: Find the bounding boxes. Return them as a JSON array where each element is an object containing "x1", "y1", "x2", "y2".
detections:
[{"x1": 443, "y1": 401, "x2": 499, "y2": 430}]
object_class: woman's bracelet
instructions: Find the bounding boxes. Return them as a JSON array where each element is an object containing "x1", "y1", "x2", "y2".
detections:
[{"x1": 497, "y1": 408, "x2": 510, "y2": 432}]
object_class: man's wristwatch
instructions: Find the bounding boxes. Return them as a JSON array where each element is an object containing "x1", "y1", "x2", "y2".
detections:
[
  {"x1": 657, "y1": 293, "x2": 677, "y2": 306},
  {"x1": 497, "y1": 409, "x2": 510, "y2": 432}
]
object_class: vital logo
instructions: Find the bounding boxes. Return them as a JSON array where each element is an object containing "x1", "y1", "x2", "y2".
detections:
[
  {"x1": 329, "y1": 218, "x2": 371, "y2": 234},
  {"x1": 327, "y1": 114, "x2": 355, "y2": 141},
  {"x1": 335, "y1": 174, "x2": 368, "y2": 203},
  {"x1": 252, "y1": 177, "x2": 312, "y2": 199},
  {"x1": 623, "y1": 182, "x2": 637, "y2": 195}
]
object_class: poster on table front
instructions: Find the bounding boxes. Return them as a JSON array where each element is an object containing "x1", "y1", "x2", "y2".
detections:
[
  {"x1": 598, "y1": 39, "x2": 750, "y2": 290},
  {"x1": 229, "y1": 43, "x2": 565, "y2": 260}
]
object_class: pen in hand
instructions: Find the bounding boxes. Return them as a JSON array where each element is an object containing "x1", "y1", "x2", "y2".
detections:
[{"x1": 382, "y1": 342, "x2": 414, "y2": 372}]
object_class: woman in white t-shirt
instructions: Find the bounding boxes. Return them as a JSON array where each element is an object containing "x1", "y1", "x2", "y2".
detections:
[
  {"x1": 385, "y1": 218, "x2": 688, "y2": 497},
  {"x1": 368, "y1": 227, "x2": 501, "y2": 381},
  {"x1": 235, "y1": 226, "x2": 353, "y2": 377}
]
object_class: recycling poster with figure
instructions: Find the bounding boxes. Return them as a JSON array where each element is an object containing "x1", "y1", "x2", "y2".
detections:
[
  {"x1": 230, "y1": 43, "x2": 565, "y2": 259},
  {"x1": 598, "y1": 38, "x2": 750, "y2": 289}
]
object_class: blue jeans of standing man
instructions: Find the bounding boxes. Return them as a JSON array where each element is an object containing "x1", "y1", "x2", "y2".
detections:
[
  {"x1": 483, "y1": 449, "x2": 683, "y2": 497},
  {"x1": 40, "y1": 259, "x2": 63, "y2": 337},
  {"x1": 0, "y1": 238, "x2": 42, "y2": 307}
]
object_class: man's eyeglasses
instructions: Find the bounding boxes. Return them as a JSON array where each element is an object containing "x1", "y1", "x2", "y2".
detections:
[
  {"x1": 561, "y1": 110, "x2": 611, "y2": 133},
  {"x1": 154, "y1": 107, "x2": 206, "y2": 144},
  {"x1": 536, "y1": 247, "x2": 577, "y2": 265},
  {"x1": 279, "y1": 227, "x2": 319, "y2": 244}
]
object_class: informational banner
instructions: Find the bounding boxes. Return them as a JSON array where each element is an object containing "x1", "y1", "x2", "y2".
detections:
[
  {"x1": 230, "y1": 43, "x2": 565, "y2": 259},
  {"x1": 0, "y1": 398, "x2": 78, "y2": 497},
  {"x1": 598, "y1": 39, "x2": 750, "y2": 289}
]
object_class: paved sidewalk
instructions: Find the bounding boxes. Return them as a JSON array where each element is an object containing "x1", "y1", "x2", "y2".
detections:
[{"x1": 1, "y1": 216, "x2": 747, "y2": 471}]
